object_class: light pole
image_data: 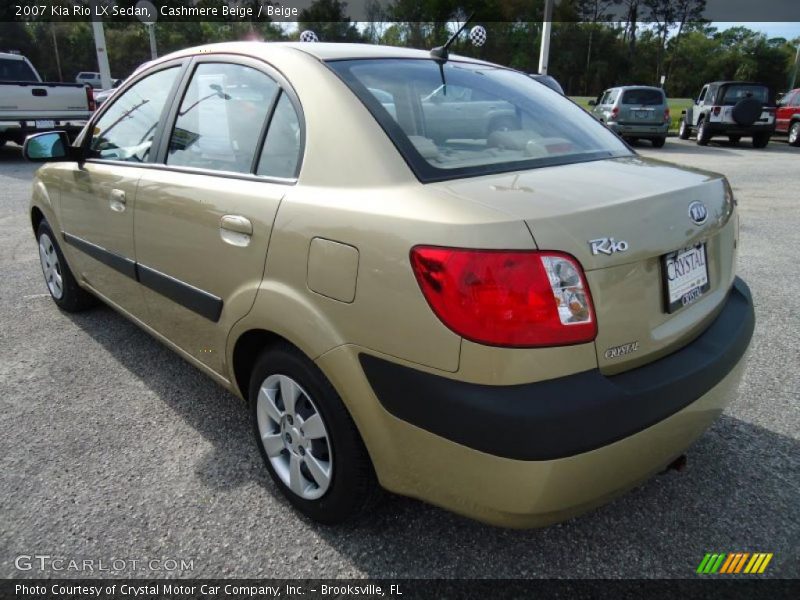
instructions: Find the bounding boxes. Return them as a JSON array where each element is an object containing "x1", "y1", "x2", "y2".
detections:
[
  {"x1": 90, "y1": 0, "x2": 113, "y2": 90},
  {"x1": 137, "y1": 1, "x2": 158, "y2": 60},
  {"x1": 538, "y1": 0, "x2": 555, "y2": 75}
]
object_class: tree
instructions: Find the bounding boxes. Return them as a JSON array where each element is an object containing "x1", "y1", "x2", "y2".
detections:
[{"x1": 297, "y1": 0, "x2": 364, "y2": 42}]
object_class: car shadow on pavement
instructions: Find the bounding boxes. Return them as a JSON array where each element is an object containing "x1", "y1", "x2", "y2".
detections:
[
  {"x1": 64, "y1": 305, "x2": 285, "y2": 500},
  {"x1": 65, "y1": 305, "x2": 799, "y2": 578}
]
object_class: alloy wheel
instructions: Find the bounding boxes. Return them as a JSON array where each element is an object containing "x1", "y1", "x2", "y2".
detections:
[
  {"x1": 789, "y1": 123, "x2": 800, "y2": 146},
  {"x1": 256, "y1": 373, "x2": 333, "y2": 500},
  {"x1": 38, "y1": 232, "x2": 64, "y2": 300}
]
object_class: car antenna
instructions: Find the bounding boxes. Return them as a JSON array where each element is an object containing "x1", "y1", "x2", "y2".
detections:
[
  {"x1": 430, "y1": 13, "x2": 474, "y2": 63},
  {"x1": 430, "y1": 13, "x2": 475, "y2": 93}
]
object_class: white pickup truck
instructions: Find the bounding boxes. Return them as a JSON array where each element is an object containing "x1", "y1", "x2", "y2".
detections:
[{"x1": 0, "y1": 52, "x2": 94, "y2": 147}]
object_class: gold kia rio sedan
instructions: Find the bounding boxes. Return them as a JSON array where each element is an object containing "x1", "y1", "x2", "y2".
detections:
[{"x1": 25, "y1": 42, "x2": 754, "y2": 527}]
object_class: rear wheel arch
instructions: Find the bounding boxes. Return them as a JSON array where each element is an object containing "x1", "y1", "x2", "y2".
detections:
[{"x1": 231, "y1": 329, "x2": 291, "y2": 401}]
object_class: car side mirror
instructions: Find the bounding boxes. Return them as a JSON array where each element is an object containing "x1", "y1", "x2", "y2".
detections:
[
  {"x1": 588, "y1": 99, "x2": 597, "y2": 106},
  {"x1": 23, "y1": 131, "x2": 77, "y2": 162}
]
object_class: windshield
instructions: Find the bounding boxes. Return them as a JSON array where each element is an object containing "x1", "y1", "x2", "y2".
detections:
[
  {"x1": 621, "y1": 88, "x2": 664, "y2": 105},
  {"x1": 328, "y1": 58, "x2": 631, "y2": 182},
  {"x1": 0, "y1": 57, "x2": 38, "y2": 82},
  {"x1": 721, "y1": 85, "x2": 769, "y2": 105}
]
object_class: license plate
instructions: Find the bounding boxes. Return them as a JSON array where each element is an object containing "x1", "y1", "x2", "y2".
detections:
[
  {"x1": 662, "y1": 243, "x2": 710, "y2": 313},
  {"x1": 35, "y1": 120, "x2": 55, "y2": 129},
  {"x1": 634, "y1": 110, "x2": 649, "y2": 119}
]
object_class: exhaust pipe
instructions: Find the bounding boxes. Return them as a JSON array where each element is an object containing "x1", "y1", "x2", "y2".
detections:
[{"x1": 663, "y1": 454, "x2": 687, "y2": 473}]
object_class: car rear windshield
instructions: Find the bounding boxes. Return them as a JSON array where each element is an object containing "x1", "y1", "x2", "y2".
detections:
[
  {"x1": 328, "y1": 58, "x2": 631, "y2": 182},
  {"x1": 0, "y1": 57, "x2": 38, "y2": 82},
  {"x1": 721, "y1": 85, "x2": 769, "y2": 105},
  {"x1": 621, "y1": 88, "x2": 664, "y2": 105}
]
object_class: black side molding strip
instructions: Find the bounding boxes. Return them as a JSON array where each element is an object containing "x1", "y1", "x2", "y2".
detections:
[
  {"x1": 136, "y1": 263, "x2": 223, "y2": 322},
  {"x1": 61, "y1": 231, "x2": 223, "y2": 322},
  {"x1": 63, "y1": 232, "x2": 137, "y2": 280},
  {"x1": 360, "y1": 278, "x2": 755, "y2": 461}
]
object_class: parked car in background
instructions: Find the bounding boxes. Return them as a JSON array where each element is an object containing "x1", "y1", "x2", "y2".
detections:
[
  {"x1": 93, "y1": 79, "x2": 123, "y2": 107},
  {"x1": 24, "y1": 42, "x2": 753, "y2": 528},
  {"x1": 775, "y1": 88, "x2": 800, "y2": 146},
  {"x1": 679, "y1": 81, "x2": 776, "y2": 147},
  {"x1": 529, "y1": 73, "x2": 564, "y2": 95},
  {"x1": 0, "y1": 52, "x2": 94, "y2": 147},
  {"x1": 75, "y1": 72, "x2": 103, "y2": 89},
  {"x1": 589, "y1": 86, "x2": 669, "y2": 147}
]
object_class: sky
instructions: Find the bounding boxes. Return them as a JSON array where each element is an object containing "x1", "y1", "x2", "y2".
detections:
[{"x1": 719, "y1": 22, "x2": 800, "y2": 40}]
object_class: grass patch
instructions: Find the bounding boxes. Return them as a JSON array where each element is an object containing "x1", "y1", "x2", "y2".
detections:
[{"x1": 570, "y1": 96, "x2": 693, "y2": 131}]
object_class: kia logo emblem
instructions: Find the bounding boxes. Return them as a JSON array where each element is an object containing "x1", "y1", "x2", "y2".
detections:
[{"x1": 689, "y1": 201, "x2": 708, "y2": 225}]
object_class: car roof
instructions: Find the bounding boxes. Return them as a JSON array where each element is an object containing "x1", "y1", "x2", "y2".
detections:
[
  {"x1": 613, "y1": 85, "x2": 664, "y2": 91},
  {"x1": 0, "y1": 52, "x2": 25, "y2": 61},
  {"x1": 707, "y1": 81, "x2": 769, "y2": 87},
  {"x1": 156, "y1": 41, "x2": 496, "y2": 67}
]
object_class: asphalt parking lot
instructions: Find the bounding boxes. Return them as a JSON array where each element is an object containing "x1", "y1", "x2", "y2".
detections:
[{"x1": 0, "y1": 137, "x2": 798, "y2": 579}]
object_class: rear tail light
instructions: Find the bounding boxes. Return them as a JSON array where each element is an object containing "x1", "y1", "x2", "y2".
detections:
[
  {"x1": 664, "y1": 108, "x2": 671, "y2": 122},
  {"x1": 610, "y1": 106, "x2": 619, "y2": 119},
  {"x1": 712, "y1": 106, "x2": 721, "y2": 116},
  {"x1": 85, "y1": 85, "x2": 95, "y2": 112},
  {"x1": 410, "y1": 246, "x2": 597, "y2": 347}
]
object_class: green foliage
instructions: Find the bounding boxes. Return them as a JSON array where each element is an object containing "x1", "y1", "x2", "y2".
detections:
[{"x1": 4, "y1": 13, "x2": 797, "y2": 97}]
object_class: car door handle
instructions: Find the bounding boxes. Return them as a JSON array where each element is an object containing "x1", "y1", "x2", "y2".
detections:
[
  {"x1": 109, "y1": 188, "x2": 126, "y2": 212},
  {"x1": 219, "y1": 215, "x2": 253, "y2": 247}
]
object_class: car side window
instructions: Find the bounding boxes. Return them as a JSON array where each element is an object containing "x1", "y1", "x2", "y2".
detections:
[
  {"x1": 256, "y1": 92, "x2": 302, "y2": 179},
  {"x1": 606, "y1": 90, "x2": 619, "y2": 104},
  {"x1": 167, "y1": 62, "x2": 280, "y2": 174},
  {"x1": 89, "y1": 67, "x2": 180, "y2": 162},
  {"x1": 696, "y1": 86, "x2": 707, "y2": 104}
]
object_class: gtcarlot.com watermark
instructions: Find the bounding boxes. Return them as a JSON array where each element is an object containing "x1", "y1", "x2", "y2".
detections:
[{"x1": 14, "y1": 554, "x2": 195, "y2": 573}]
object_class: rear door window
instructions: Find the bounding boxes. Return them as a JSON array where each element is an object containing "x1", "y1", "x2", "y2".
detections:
[
  {"x1": 721, "y1": 85, "x2": 768, "y2": 105},
  {"x1": 0, "y1": 57, "x2": 38, "y2": 82},
  {"x1": 256, "y1": 92, "x2": 302, "y2": 179},
  {"x1": 167, "y1": 62, "x2": 280, "y2": 174},
  {"x1": 620, "y1": 89, "x2": 664, "y2": 105}
]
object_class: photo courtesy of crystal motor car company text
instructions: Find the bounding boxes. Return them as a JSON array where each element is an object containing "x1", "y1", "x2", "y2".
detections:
[{"x1": 21, "y1": 27, "x2": 756, "y2": 530}]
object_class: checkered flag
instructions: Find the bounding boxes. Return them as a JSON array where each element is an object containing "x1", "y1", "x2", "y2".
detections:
[
  {"x1": 299, "y1": 30, "x2": 319, "y2": 43},
  {"x1": 469, "y1": 26, "x2": 487, "y2": 47}
]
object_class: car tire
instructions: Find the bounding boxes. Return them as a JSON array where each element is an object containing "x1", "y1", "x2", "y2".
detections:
[
  {"x1": 651, "y1": 137, "x2": 666, "y2": 148},
  {"x1": 249, "y1": 343, "x2": 377, "y2": 525},
  {"x1": 728, "y1": 135, "x2": 741, "y2": 145},
  {"x1": 752, "y1": 133, "x2": 770, "y2": 148},
  {"x1": 678, "y1": 118, "x2": 691, "y2": 140},
  {"x1": 788, "y1": 122, "x2": 800, "y2": 147},
  {"x1": 696, "y1": 119, "x2": 710, "y2": 145},
  {"x1": 36, "y1": 220, "x2": 96, "y2": 312}
]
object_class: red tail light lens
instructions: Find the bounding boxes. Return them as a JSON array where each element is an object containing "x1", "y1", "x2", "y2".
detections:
[
  {"x1": 410, "y1": 246, "x2": 597, "y2": 347},
  {"x1": 85, "y1": 85, "x2": 96, "y2": 112},
  {"x1": 610, "y1": 106, "x2": 619, "y2": 119},
  {"x1": 712, "y1": 106, "x2": 721, "y2": 116},
  {"x1": 664, "y1": 108, "x2": 671, "y2": 122}
]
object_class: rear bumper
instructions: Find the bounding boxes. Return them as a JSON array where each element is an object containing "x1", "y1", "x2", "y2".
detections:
[
  {"x1": 361, "y1": 277, "x2": 754, "y2": 461},
  {"x1": 705, "y1": 122, "x2": 775, "y2": 136},
  {"x1": 318, "y1": 278, "x2": 754, "y2": 527},
  {"x1": 608, "y1": 122, "x2": 669, "y2": 137}
]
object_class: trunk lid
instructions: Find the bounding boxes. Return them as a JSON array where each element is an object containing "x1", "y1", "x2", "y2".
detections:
[{"x1": 433, "y1": 156, "x2": 738, "y2": 374}]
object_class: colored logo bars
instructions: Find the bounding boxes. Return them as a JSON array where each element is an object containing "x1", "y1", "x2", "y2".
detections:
[{"x1": 697, "y1": 552, "x2": 773, "y2": 574}]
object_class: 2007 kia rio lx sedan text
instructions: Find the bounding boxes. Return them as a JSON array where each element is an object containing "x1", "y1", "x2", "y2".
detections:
[{"x1": 25, "y1": 42, "x2": 754, "y2": 528}]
